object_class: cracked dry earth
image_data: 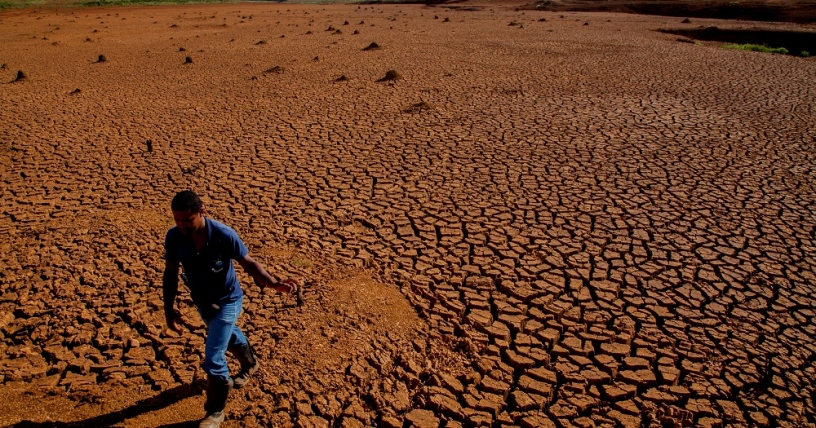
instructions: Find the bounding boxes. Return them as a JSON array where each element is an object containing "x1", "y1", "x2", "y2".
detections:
[{"x1": 1, "y1": 2, "x2": 815, "y2": 427}]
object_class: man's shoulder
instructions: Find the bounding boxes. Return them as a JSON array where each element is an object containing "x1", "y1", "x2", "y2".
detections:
[
  {"x1": 165, "y1": 226, "x2": 182, "y2": 244},
  {"x1": 208, "y1": 218, "x2": 242, "y2": 241}
]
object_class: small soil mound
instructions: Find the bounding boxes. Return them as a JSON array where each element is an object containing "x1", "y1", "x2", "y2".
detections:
[
  {"x1": 326, "y1": 26, "x2": 337, "y2": 32},
  {"x1": 363, "y1": 42, "x2": 381, "y2": 51},
  {"x1": 255, "y1": 40, "x2": 267, "y2": 45},
  {"x1": 12, "y1": 70, "x2": 26, "y2": 82},
  {"x1": 184, "y1": 56, "x2": 193, "y2": 64},
  {"x1": 96, "y1": 54, "x2": 107, "y2": 63},
  {"x1": 353, "y1": 29, "x2": 360, "y2": 35},
  {"x1": 377, "y1": 69, "x2": 401, "y2": 82},
  {"x1": 404, "y1": 101, "x2": 433, "y2": 113},
  {"x1": 264, "y1": 65, "x2": 284, "y2": 74},
  {"x1": 681, "y1": 18, "x2": 692, "y2": 23},
  {"x1": 334, "y1": 75, "x2": 349, "y2": 82},
  {"x1": 443, "y1": 17, "x2": 450, "y2": 22},
  {"x1": 178, "y1": 47, "x2": 186, "y2": 52},
  {"x1": 447, "y1": 5, "x2": 484, "y2": 11},
  {"x1": 69, "y1": 88, "x2": 81, "y2": 95}
]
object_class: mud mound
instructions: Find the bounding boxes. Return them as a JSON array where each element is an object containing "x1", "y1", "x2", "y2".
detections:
[
  {"x1": 377, "y1": 69, "x2": 401, "y2": 81},
  {"x1": 404, "y1": 101, "x2": 433, "y2": 113},
  {"x1": 264, "y1": 65, "x2": 284, "y2": 74}
]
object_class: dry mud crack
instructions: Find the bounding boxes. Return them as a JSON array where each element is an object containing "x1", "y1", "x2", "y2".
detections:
[{"x1": 1, "y1": 2, "x2": 815, "y2": 427}]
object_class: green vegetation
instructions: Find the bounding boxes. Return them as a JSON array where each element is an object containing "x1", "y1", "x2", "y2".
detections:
[
  {"x1": 81, "y1": 0, "x2": 229, "y2": 6},
  {"x1": 0, "y1": 0, "x2": 44, "y2": 9},
  {"x1": 802, "y1": 51, "x2": 810, "y2": 57},
  {"x1": 291, "y1": 257, "x2": 314, "y2": 269},
  {"x1": 723, "y1": 43, "x2": 788, "y2": 55}
]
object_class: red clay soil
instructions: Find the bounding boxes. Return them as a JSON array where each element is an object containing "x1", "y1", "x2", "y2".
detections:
[{"x1": 1, "y1": 1, "x2": 815, "y2": 427}]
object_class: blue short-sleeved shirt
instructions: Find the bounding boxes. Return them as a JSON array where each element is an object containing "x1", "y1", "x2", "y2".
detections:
[{"x1": 164, "y1": 218, "x2": 248, "y2": 307}]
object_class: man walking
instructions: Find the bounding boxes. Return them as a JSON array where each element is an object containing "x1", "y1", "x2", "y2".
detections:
[{"x1": 163, "y1": 190, "x2": 298, "y2": 428}]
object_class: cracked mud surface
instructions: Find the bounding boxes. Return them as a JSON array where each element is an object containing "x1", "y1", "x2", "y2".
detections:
[{"x1": 1, "y1": 2, "x2": 815, "y2": 427}]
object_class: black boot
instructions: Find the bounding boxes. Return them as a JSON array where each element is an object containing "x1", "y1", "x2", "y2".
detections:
[
  {"x1": 200, "y1": 375, "x2": 233, "y2": 428},
  {"x1": 229, "y1": 342, "x2": 259, "y2": 389}
]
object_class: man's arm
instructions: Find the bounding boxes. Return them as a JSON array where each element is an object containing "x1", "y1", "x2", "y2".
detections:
[
  {"x1": 238, "y1": 255, "x2": 297, "y2": 294},
  {"x1": 163, "y1": 259, "x2": 183, "y2": 332}
]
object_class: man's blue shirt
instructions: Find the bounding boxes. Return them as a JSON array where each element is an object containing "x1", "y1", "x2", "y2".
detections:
[{"x1": 164, "y1": 218, "x2": 248, "y2": 307}]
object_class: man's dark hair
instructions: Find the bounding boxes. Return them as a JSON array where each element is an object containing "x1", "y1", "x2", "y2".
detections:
[{"x1": 171, "y1": 190, "x2": 203, "y2": 213}]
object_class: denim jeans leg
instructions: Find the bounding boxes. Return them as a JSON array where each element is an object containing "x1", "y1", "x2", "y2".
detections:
[
  {"x1": 227, "y1": 322, "x2": 249, "y2": 349},
  {"x1": 202, "y1": 296, "x2": 248, "y2": 380}
]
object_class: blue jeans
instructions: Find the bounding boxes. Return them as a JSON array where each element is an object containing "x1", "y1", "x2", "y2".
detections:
[{"x1": 198, "y1": 296, "x2": 248, "y2": 381}]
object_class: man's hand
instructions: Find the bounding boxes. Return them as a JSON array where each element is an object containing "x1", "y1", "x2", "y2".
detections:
[
  {"x1": 239, "y1": 255, "x2": 300, "y2": 294},
  {"x1": 278, "y1": 278, "x2": 299, "y2": 294},
  {"x1": 166, "y1": 310, "x2": 183, "y2": 333}
]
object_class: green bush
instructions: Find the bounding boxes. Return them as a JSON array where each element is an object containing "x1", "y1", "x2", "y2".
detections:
[
  {"x1": 0, "y1": 0, "x2": 47, "y2": 9},
  {"x1": 802, "y1": 51, "x2": 810, "y2": 57},
  {"x1": 723, "y1": 43, "x2": 788, "y2": 55}
]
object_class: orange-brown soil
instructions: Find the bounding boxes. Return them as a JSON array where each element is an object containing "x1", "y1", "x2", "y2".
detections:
[{"x1": 1, "y1": 2, "x2": 815, "y2": 427}]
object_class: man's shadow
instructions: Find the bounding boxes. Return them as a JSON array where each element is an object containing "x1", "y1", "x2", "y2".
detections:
[{"x1": 9, "y1": 382, "x2": 203, "y2": 428}]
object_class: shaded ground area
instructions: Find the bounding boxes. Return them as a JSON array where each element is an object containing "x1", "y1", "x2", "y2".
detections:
[
  {"x1": 659, "y1": 26, "x2": 816, "y2": 56},
  {"x1": 1, "y1": 2, "x2": 816, "y2": 427},
  {"x1": 522, "y1": 0, "x2": 816, "y2": 23}
]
